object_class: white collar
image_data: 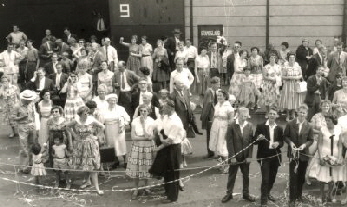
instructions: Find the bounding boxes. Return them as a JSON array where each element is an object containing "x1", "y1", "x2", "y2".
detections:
[
  {"x1": 296, "y1": 118, "x2": 305, "y2": 125},
  {"x1": 236, "y1": 119, "x2": 248, "y2": 127},
  {"x1": 265, "y1": 119, "x2": 277, "y2": 127}
]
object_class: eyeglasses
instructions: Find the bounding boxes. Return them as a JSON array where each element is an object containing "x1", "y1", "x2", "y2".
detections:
[
  {"x1": 52, "y1": 110, "x2": 60, "y2": 113},
  {"x1": 139, "y1": 110, "x2": 148, "y2": 113}
]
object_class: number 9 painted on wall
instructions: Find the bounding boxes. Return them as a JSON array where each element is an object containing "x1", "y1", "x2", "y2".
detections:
[{"x1": 120, "y1": 4, "x2": 130, "y2": 17}]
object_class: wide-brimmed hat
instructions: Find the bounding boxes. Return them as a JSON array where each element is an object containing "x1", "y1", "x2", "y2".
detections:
[
  {"x1": 172, "y1": 28, "x2": 182, "y2": 34},
  {"x1": 20, "y1": 90, "x2": 37, "y2": 101}
]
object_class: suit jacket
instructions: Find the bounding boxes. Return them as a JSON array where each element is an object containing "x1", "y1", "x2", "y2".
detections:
[
  {"x1": 89, "y1": 50, "x2": 106, "y2": 81},
  {"x1": 49, "y1": 72, "x2": 68, "y2": 90},
  {"x1": 200, "y1": 87, "x2": 216, "y2": 129},
  {"x1": 131, "y1": 91, "x2": 160, "y2": 116},
  {"x1": 295, "y1": 45, "x2": 313, "y2": 73},
  {"x1": 254, "y1": 123, "x2": 284, "y2": 165},
  {"x1": 226, "y1": 121, "x2": 254, "y2": 162},
  {"x1": 284, "y1": 118, "x2": 314, "y2": 161},
  {"x1": 170, "y1": 89, "x2": 192, "y2": 130},
  {"x1": 39, "y1": 41, "x2": 55, "y2": 66},
  {"x1": 64, "y1": 33, "x2": 78, "y2": 44},
  {"x1": 27, "y1": 77, "x2": 54, "y2": 92},
  {"x1": 165, "y1": 36, "x2": 181, "y2": 57},
  {"x1": 226, "y1": 53, "x2": 236, "y2": 77},
  {"x1": 307, "y1": 53, "x2": 323, "y2": 78},
  {"x1": 112, "y1": 69, "x2": 139, "y2": 94},
  {"x1": 207, "y1": 51, "x2": 222, "y2": 71},
  {"x1": 55, "y1": 42, "x2": 71, "y2": 58},
  {"x1": 304, "y1": 75, "x2": 328, "y2": 107},
  {"x1": 327, "y1": 50, "x2": 347, "y2": 82},
  {"x1": 44, "y1": 61, "x2": 59, "y2": 76}
]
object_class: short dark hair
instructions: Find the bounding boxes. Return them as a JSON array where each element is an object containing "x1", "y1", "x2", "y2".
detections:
[
  {"x1": 32, "y1": 143, "x2": 41, "y2": 155},
  {"x1": 51, "y1": 105, "x2": 64, "y2": 116},
  {"x1": 325, "y1": 115, "x2": 337, "y2": 125},
  {"x1": 250, "y1": 47, "x2": 260, "y2": 53},
  {"x1": 86, "y1": 100, "x2": 97, "y2": 109},
  {"x1": 235, "y1": 41, "x2": 242, "y2": 47},
  {"x1": 216, "y1": 89, "x2": 229, "y2": 100},
  {"x1": 77, "y1": 106, "x2": 89, "y2": 116},
  {"x1": 39, "y1": 89, "x2": 50, "y2": 99},
  {"x1": 287, "y1": 51, "x2": 296, "y2": 59},
  {"x1": 281, "y1": 42, "x2": 289, "y2": 49}
]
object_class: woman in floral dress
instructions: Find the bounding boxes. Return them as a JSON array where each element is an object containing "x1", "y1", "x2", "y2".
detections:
[
  {"x1": 229, "y1": 50, "x2": 248, "y2": 97},
  {"x1": 120, "y1": 35, "x2": 141, "y2": 75},
  {"x1": 279, "y1": 52, "x2": 303, "y2": 121},
  {"x1": 260, "y1": 53, "x2": 281, "y2": 117},
  {"x1": 139, "y1": 36, "x2": 153, "y2": 74},
  {"x1": 66, "y1": 106, "x2": 105, "y2": 195},
  {"x1": 152, "y1": 39, "x2": 170, "y2": 90},
  {"x1": 0, "y1": 75, "x2": 19, "y2": 138}
]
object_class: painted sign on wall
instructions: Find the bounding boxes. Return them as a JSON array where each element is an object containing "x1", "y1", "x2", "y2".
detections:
[{"x1": 197, "y1": 25, "x2": 223, "y2": 51}]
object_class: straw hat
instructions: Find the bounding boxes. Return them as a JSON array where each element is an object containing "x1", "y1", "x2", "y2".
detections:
[{"x1": 20, "y1": 90, "x2": 37, "y2": 101}]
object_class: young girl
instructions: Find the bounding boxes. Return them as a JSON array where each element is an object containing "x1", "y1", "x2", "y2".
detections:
[
  {"x1": 31, "y1": 143, "x2": 47, "y2": 186},
  {"x1": 52, "y1": 136, "x2": 71, "y2": 189},
  {"x1": 237, "y1": 67, "x2": 258, "y2": 109}
]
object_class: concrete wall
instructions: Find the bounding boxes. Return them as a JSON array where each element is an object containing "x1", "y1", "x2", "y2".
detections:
[{"x1": 185, "y1": 0, "x2": 344, "y2": 52}]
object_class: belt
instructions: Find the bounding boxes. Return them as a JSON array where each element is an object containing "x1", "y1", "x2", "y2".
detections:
[
  {"x1": 105, "y1": 120, "x2": 119, "y2": 125},
  {"x1": 142, "y1": 55, "x2": 150, "y2": 57}
]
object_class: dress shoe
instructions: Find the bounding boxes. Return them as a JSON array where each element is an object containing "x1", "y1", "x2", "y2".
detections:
[
  {"x1": 268, "y1": 194, "x2": 276, "y2": 202},
  {"x1": 243, "y1": 195, "x2": 256, "y2": 202},
  {"x1": 221, "y1": 193, "x2": 233, "y2": 203},
  {"x1": 203, "y1": 154, "x2": 214, "y2": 159}
]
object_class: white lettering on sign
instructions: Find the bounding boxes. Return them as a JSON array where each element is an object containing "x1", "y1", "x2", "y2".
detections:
[
  {"x1": 120, "y1": 4, "x2": 130, "y2": 17},
  {"x1": 201, "y1": 31, "x2": 221, "y2": 36}
]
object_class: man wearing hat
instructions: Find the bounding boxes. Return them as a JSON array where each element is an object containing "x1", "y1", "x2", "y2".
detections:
[
  {"x1": 101, "y1": 37, "x2": 118, "y2": 71},
  {"x1": 13, "y1": 90, "x2": 37, "y2": 174},
  {"x1": 254, "y1": 106, "x2": 284, "y2": 207},
  {"x1": 222, "y1": 107, "x2": 256, "y2": 203},
  {"x1": 295, "y1": 38, "x2": 313, "y2": 80},
  {"x1": 165, "y1": 28, "x2": 183, "y2": 70}
]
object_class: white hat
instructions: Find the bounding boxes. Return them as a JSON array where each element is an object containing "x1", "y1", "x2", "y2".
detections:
[
  {"x1": 106, "y1": 93, "x2": 118, "y2": 100},
  {"x1": 20, "y1": 90, "x2": 37, "y2": 101}
]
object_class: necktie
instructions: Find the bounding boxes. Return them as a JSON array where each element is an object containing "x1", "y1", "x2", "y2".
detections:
[
  {"x1": 214, "y1": 91, "x2": 217, "y2": 105},
  {"x1": 105, "y1": 46, "x2": 108, "y2": 62},
  {"x1": 121, "y1": 72, "x2": 125, "y2": 89},
  {"x1": 47, "y1": 42, "x2": 50, "y2": 51}
]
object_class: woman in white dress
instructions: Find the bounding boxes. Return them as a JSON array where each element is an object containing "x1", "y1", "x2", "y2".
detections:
[
  {"x1": 139, "y1": 36, "x2": 153, "y2": 74},
  {"x1": 308, "y1": 116, "x2": 344, "y2": 203},
  {"x1": 102, "y1": 93, "x2": 130, "y2": 167},
  {"x1": 37, "y1": 89, "x2": 52, "y2": 146},
  {"x1": 209, "y1": 89, "x2": 234, "y2": 173}
]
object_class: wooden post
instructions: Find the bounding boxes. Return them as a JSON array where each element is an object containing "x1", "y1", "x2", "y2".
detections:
[
  {"x1": 342, "y1": 0, "x2": 347, "y2": 44},
  {"x1": 266, "y1": 0, "x2": 269, "y2": 47},
  {"x1": 190, "y1": 0, "x2": 193, "y2": 42}
]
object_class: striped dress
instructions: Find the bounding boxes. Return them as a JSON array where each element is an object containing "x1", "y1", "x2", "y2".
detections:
[{"x1": 279, "y1": 62, "x2": 303, "y2": 110}]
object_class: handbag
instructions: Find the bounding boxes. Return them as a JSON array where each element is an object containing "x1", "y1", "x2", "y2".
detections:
[
  {"x1": 99, "y1": 146, "x2": 116, "y2": 163},
  {"x1": 295, "y1": 81, "x2": 307, "y2": 93}
]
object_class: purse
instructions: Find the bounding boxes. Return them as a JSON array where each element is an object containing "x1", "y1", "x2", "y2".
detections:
[
  {"x1": 295, "y1": 81, "x2": 307, "y2": 93},
  {"x1": 99, "y1": 147, "x2": 116, "y2": 163}
]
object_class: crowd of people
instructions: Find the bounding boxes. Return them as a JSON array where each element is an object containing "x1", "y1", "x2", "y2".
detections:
[{"x1": 1, "y1": 24, "x2": 347, "y2": 206}]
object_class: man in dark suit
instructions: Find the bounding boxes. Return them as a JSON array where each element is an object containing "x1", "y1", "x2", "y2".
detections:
[
  {"x1": 254, "y1": 106, "x2": 284, "y2": 207},
  {"x1": 295, "y1": 38, "x2": 313, "y2": 80},
  {"x1": 170, "y1": 78, "x2": 192, "y2": 131},
  {"x1": 63, "y1": 27, "x2": 77, "y2": 44},
  {"x1": 307, "y1": 45, "x2": 325, "y2": 78},
  {"x1": 54, "y1": 39, "x2": 71, "y2": 58},
  {"x1": 89, "y1": 42, "x2": 106, "y2": 96},
  {"x1": 112, "y1": 61, "x2": 139, "y2": 116},
  {"x1": 27, "y1": 67, "x2": 54, "y2": 92},
  {"x1": 39, "y1": 39, "x2": 54, "y2": 67},
  {"x1": 165, "y1": 28, "x2": 183, "y2": 71},
  {"x1": 284, "y1": 104, "x2": 314, "y2": 207},
  {"x1": 44, "y1": 53, "x2": 59, "y2": 76},
  {"x1": 200, "y1": 77, "x2": 220, "y2": 158},
  {"x1": 49, "y1": 63, "x2": 68, "y2": 107},
  {"x1": 131, "y1": 77, "x2": 159, "y2": 117},
  {"x1": 207, "y1": 42, "x2": 221, "y2": 78},
  {"x1": 304, "y1": 66, "x2": 328, "y2": 121},
  {"x1": 226, "y1": 41, "x2": 242, "y2": 84},
  {"x1": 222, "y1": 107, "x2": 256, "y2": 204}
]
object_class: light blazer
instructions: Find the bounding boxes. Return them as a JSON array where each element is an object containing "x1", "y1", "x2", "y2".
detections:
[
  {"x1": 284, "y1": 118, "x2": 314, "y2": 161},
  {"x1": 226, "y1": 121, "x2": 254, "y2": 162}
]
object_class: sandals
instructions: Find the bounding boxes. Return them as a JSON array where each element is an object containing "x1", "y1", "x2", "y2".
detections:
[{"x1": 80, "y1": 182, "x2": 92, "y2": 189}]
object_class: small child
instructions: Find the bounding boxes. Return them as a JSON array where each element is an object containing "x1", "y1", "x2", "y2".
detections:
[
  {"x1": 237, "y1": 67, "x2": 259, "y2": 109},
  {"x1": 31, "y1": 143, "x2": 47, "y2": 186},
  {"x1": 52, "y1": 136, "x2": 71, "y2": 189}
]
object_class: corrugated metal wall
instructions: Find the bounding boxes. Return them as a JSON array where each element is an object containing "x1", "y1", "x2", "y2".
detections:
[{"x1": 185, "y1": 0, "x2": 344, "y2": 51}]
